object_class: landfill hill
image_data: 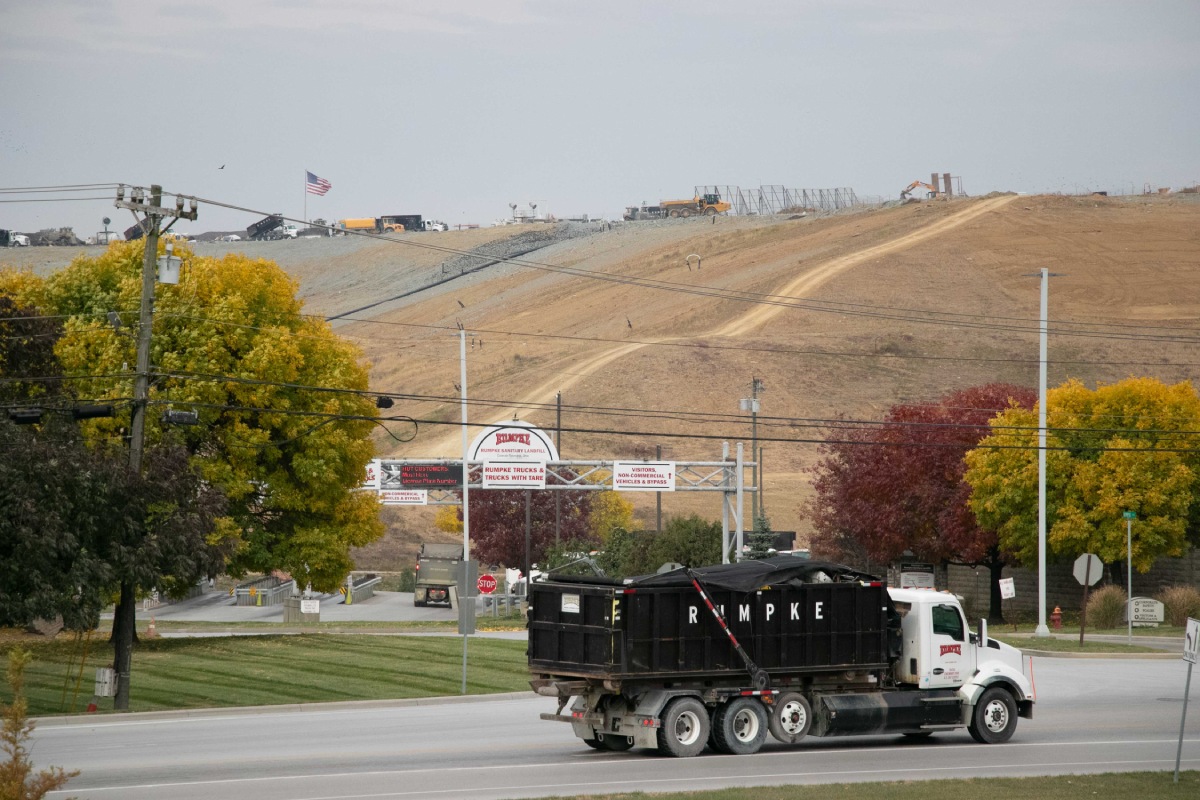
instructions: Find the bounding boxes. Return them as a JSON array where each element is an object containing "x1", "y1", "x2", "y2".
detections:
[{"x1": 6, "y1": 193, "x2": 1200, "y2": 568}]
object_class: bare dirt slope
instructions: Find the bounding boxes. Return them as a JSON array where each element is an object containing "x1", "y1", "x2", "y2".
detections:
[
  {"x1": 7, "y1": 194, "x2": 1200, "y2": 566},
  {"x1": 343, "y1": 193, "x2": 1200, "y2": 551}
]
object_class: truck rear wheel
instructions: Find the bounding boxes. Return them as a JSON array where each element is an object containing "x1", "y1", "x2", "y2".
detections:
[
  {"x1": 679, "y1": 209, "x2": 692, "y2": 218},
  {"x1": 657, "y1": 697, "x2": 709, "y2": 757},
  {"x1": 768, "y1": 692, "x2": 811, "y2": 744},
  {"x1": 968, "y1": 686, "x2": 1017, "y2": 744},
  {"x1": 711, "y1": 697, "x2": 768, "y2": 755},
  {"x1": 669, "y1": 210, "x2": 680, "y2": 218}
]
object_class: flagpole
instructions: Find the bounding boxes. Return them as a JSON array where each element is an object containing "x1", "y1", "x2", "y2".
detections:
[{"x1": 304, "y1": 171, "x2": 307, "y2": 226}]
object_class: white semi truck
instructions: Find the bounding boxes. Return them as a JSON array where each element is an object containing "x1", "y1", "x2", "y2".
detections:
[{"x1": 529, "y1": 558, "x2": 1035, "y2": 757}]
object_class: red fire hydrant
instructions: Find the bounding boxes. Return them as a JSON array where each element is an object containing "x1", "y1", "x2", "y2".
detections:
[{"x1": 1051, "y1": 606, "x2": 1062, "y2": 629}]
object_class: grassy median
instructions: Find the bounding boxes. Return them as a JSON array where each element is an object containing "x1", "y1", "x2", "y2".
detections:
[
  {"x1": 5, "y1": 634, "x2": 530, "y2": 715},
  {"x1": 536, "y1": 772, "x2": 1200, "y2": 799}
]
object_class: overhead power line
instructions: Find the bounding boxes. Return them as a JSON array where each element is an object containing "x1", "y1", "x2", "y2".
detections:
[{"x1": 156, "y1": 189, "x2": 1200, "y2": 345}]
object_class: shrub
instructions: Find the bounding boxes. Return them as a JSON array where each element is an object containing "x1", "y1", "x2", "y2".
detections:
[
  {"x1": 1086, "y1": 584, "x2": 1128, "y2": 629},
  {"x1": 1, "y1": 649, "x2": 78, "y2": 798},
  {"x1": 1156, "y1": 584, "x2": 1200, "y2": 627}
]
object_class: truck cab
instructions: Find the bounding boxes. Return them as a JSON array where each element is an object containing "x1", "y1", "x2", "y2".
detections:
[{"x1": 890, "y1": 587, "x2": 1034, "y2": 721}]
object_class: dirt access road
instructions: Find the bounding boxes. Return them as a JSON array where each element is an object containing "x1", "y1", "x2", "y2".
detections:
[{"x1": 421, "y1": 194, "x2": 1017, "y2": 456}]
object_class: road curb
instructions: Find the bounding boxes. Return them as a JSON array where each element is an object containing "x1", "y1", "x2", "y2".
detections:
[
  {"x1": 33, "y1": 690, "x2": 535, "y2": 727},
  {"x1": 1022, "y1": 649, "x2": 1178, "y2": 659}
]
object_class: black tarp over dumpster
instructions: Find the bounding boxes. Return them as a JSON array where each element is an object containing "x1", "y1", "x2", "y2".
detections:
[{"x1": 528, "y1": 557, "x2": 897, "y2": 682}]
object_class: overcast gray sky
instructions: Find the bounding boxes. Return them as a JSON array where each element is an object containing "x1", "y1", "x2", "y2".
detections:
[{"x1": 2, "y1": 0, "x2": 1197, "y2": 237}]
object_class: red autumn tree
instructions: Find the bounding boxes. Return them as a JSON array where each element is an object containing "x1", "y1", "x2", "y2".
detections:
[
  {"x1": 462, "y1": 488, "x2": 596, "y2": 572},
  {"x1": 805, "y1": 383, "x2": 1036, "y2": 621}
]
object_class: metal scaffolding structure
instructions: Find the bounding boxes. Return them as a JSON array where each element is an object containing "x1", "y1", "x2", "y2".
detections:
[
  {"x1": 696, "y1": 185, "x2": 861, "y2": 216},
  {"x1": 373, "y1": 443, "x2": 755, "y2": 564}
]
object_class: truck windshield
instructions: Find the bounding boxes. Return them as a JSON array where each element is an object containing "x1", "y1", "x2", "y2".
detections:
[{"x1": 931, "y1": 604, "x2": 964, "y2": 641}]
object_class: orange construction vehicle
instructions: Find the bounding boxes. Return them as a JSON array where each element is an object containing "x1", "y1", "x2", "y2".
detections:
[{"x1": 900, "y1": 181, "x2": 939, "y2": 200}]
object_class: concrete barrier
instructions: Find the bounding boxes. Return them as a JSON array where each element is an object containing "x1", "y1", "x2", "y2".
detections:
[
  {"x1": 344, "y1": 574, "x2": 382, "y2": 605},
  {"x1": 233, "y1": 576, "x2": 295, "y2": 607}
]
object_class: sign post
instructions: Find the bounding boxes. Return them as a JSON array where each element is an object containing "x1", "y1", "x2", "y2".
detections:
[
  {"x1": 999, "y1": 577, "x2": 1016, "y2": 629},
  {"x1": 1175, "y1": 617, "x2": 1199, "y2": 782},
  {"x1": 1073, "y1": 553, "x2": 1103, "y2": 645}
]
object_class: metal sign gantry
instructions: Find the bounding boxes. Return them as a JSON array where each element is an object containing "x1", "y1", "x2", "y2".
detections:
[{"x1": 374, "y1": 442, "x2": 755, "y2": 563}]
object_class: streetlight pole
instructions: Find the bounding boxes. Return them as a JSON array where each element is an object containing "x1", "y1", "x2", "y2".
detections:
[
  {"x1": 1036, "y1": 269, "x2": 1049, "y2": 637},
  {"x1": 1026, "y1": 268, "x2": 1063, "y2": 638}
]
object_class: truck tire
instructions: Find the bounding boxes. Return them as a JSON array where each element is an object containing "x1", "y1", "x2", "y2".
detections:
[
  {"x1": 711, "y1": 697, "x2": 768, "y2": 755},
  {"x1": 657, "y1": 697, "x2": 709, "y2": 757},
  {"x1": 679, "y1": 208, "x2": 692, "y2": 218},
  {"x1": 704, "y1": 207, "x2": 718, "y2": 216},
  {"x1": 968, "y1": 686, "x2": 1017, "y2": 744},
  {"x1": 669, "y1": 210, "x2": 680, "y2": 218},
  {"x1": 595, "y1": 732, "x2": 635, "y2": 751},
  {"x1": 768, "y1": 692, "x2": 811, "y2": 744}
]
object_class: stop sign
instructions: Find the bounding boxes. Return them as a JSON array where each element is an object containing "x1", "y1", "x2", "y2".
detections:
[
  {"x1": 477, "y1": 574, "x2": 497, "y2": 595},
  {"x1": 1073, "y1": 553, "x2": 1103, "y2": 586}
]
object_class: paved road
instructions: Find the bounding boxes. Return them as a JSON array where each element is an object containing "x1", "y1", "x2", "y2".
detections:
[
  {"x1": 119, "y1": 586, "x2": 518, "y2": 629},
  {"x1": 32, "y1": 658, "x2": 1200, "y2": 800}
]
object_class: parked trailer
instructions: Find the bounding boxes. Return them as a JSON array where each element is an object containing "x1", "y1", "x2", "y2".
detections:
[{"x1": 529, "y1": 557, "x2": 1034, "y2": 757}]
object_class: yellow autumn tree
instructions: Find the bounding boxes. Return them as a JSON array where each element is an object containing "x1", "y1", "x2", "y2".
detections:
[
  {"x1": 587, "y1": 490, "x2": 634, "y2": 543},
  {"x1": 965, "y1": 377, "x2": 1200, "y2": 572},
  {"x1": 2, "y1": 240, "x2": 383, "y2": 590}
]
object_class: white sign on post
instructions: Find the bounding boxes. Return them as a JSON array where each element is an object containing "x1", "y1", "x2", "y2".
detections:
[
  {"x1": 469, "y1": 420, "x2": 559, "y2": 462},
  {"x1": 300, "y1": 599, "x2": 319, "y2": 614},
  {"x1": 379, "y1": 489, "x2": 428, "y2": 505},
  {"x1": 999, "y1": 577, "x2": 1016, "y2": 600},
  {"x1": 613, "y1": 461, "x2": 675, "y2": 491},
  {"x1": 1185, "y1": 618, "x2": 1199, "y2": 665},
  {"x1": 362, "y1": 459, "x2": 381, "y2": 491},
  {"x1": 482, "y1": 461, "x2": 546, "y2": 489}
]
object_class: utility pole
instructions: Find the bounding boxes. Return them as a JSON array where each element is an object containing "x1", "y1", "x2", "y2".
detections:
[
  {"x1": 110, "y1": 184, "x2": 197, "y2": 711},
  {"x1": 740, "y1": 378, "x2": 764, "y2": 520}
]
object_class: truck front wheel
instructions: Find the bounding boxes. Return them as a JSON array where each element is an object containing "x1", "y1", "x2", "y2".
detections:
[
  {"x1": 657, "y1": 697, "x2": 709, "y2": 757},
  {"x1": 968, "y1": 686, "x2": 1017, "y2": 744},
  {"x1": 711, "y1": 697, "x2": 768, "y2": 755},
  {"x1": 768, "y1": 692, "x2": 811, "y2": 744}
]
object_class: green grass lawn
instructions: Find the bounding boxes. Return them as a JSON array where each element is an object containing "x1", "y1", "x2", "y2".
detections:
[
  {"x1": 532, "y1": 773, "x2": 1199, "y2": 800},
  {"x1": 994, "y1": 634, "x2": 1170, "y2": 654},
  {"x1": 4, "y1": 634, "x2": 531, "y2": 716},
  {"x1": 146, "y1": 613, "x2": 528, "y2": 632}
]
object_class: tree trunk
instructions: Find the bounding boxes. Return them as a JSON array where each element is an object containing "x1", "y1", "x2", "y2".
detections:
[
  {"x1": 987, "y1": 558, "x2": 1006, "y2": 624},
  {"x1": 112, "y1": 581, "x2": 136, "y2": 711}
]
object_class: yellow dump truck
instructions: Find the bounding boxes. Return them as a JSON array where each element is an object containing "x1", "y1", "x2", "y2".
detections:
[
  {"x1": 659, "y1": 192, "x2": 731, "y2": 218},
  {"x1": 338, "y1": 218, "x2": 379, "y2": 232}
]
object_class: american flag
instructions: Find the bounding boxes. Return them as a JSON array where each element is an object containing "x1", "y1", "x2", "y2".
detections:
[{"x1": 305, "y1": 171, "x2": 331, "y2": 196}]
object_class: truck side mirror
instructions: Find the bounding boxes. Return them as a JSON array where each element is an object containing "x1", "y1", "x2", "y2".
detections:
[{"x1": 976, "y1": 618, "x2": 988, "y2": 647}]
